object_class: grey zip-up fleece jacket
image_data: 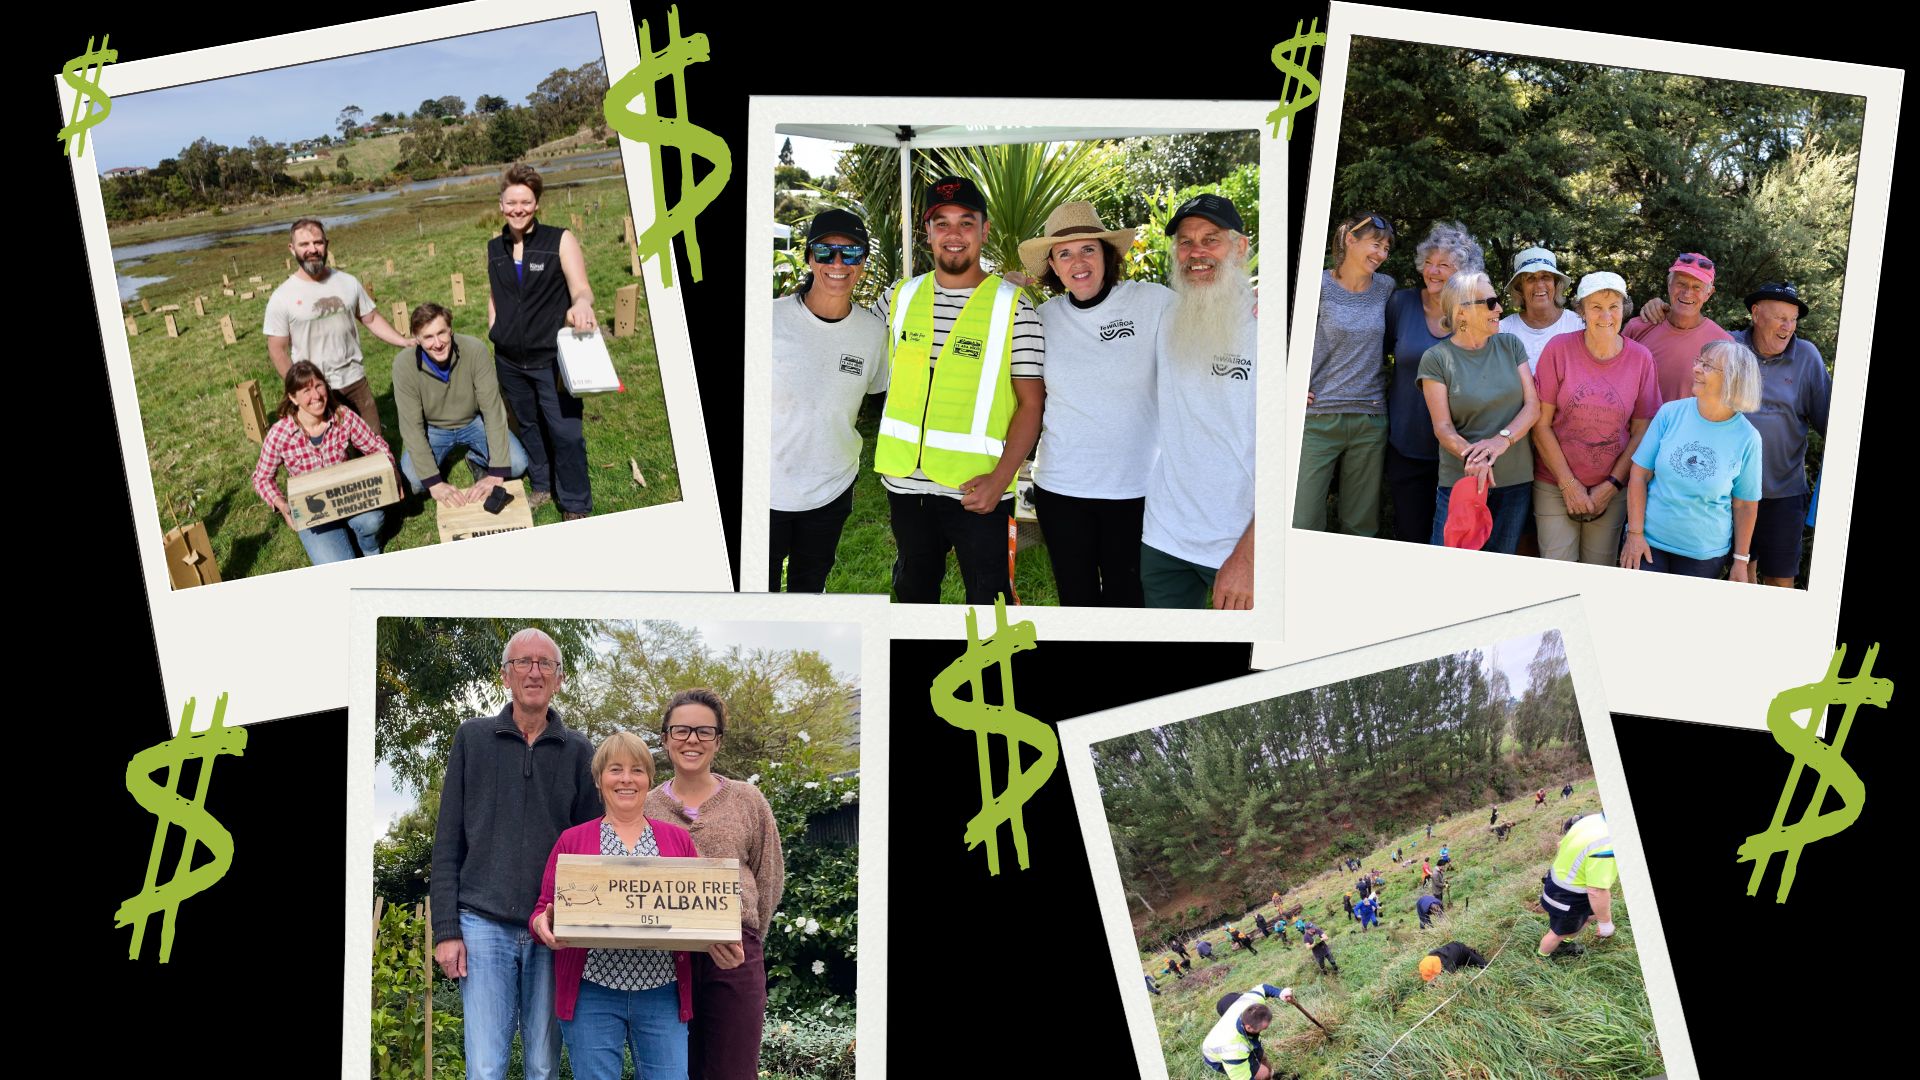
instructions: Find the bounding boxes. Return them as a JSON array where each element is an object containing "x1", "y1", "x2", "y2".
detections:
[{"x1": 430, "y1": 704, "x2": 602, "y2": 944}]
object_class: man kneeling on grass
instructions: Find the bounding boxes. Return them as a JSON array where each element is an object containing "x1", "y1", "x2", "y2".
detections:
[
  {"x1": 1539, "y1": 812, "x2": 1618, "y2": 958},
  {"x1": 1204, "y1": 984, "x2": 1294, "y2": 1080},
  {"x1": 394, "y1": 302, "x2": 529, "y2": 507},
  {"x1": 1420, "y1": 941, "x2": 1488, "y2": 981}
]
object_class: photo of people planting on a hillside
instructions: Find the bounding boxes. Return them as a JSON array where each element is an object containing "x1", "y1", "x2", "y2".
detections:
[{"x1": 1087, "y1": 629, "x2": 1665, "y2": 1080}]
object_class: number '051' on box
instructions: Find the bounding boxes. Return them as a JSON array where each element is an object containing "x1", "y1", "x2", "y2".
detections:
[{"x1": 552, "y1": 855, "x2": 743, "y2": 950}]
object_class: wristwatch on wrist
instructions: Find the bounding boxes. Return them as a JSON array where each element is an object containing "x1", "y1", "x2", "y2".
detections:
[{"x1": 1498, "y1": 428, "x2": 1513, "y2": 445}]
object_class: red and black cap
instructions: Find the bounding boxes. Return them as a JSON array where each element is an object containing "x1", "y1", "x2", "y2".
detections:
[
  {"x1": 922, "y1": 175, "x2": 988, "y2": 222},
  {"x1": 1165, "y1": 192, "x2": 1245, "y2": 236}
]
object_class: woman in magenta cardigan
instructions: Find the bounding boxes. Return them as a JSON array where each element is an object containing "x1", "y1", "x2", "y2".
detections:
[{"x1": 531, "y1": 731, "x2": 741, "y2": 1080}]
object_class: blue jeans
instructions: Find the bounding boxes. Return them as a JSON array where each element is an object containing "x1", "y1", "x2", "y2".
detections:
[
  {"x1": 1431, "y1": 482, "x2": 1530, "y2": 554},
  {"x1": 458, "y1": 909, "x2": 559, "y2": 1080},
  {"x1": 398, "y1": 415, "x2": 531, "y2": 492},
  {"x1": 560, "y1": 979, "x2": 686, "y2": 1080},
  {"x1": 295, "y1": 509, "x2": 383, "y2": 564}
]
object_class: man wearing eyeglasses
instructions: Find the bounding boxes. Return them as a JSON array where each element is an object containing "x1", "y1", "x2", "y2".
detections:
[
  {"x1": 872, "y1": 175, "x2": 1046, "y2": 605},
  {"x1": 430, "y1": 627, "x2": 601, "y2": 1080},
  {"x1": 1624, "y1": 251, "x2": 1733, "y2": 403},
  {"x1": 770, "y1": 209, "x2": 890, "y2": 592}
]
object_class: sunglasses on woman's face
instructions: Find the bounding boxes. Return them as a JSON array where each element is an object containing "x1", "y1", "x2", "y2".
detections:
[
  {"x1": 1468, "y1": 296, "x2": 1502, "y2": 311},
  {"x1": 809, "y1": 242, "x2": 867, "y2": 266}
]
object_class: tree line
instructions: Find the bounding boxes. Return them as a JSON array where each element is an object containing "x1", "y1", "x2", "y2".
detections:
[
  {"x1": 1092, "y1": 633, "x2": 1582, "y2": 918},
  {"x1": 103, "y1": 60, "x2": 610, "y2": 222}
]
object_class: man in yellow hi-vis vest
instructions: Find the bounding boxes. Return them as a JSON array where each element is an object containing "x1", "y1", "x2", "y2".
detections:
[
  {"x1": 1142, "y1": 194, "x2": 1259, "y2": 609},
  {"x1": 1538, "y1": 812, "x2": 1617, "y2": 958},
  {"x1": 873, "y1": 175, "x2": 1046, "y2": 604}
]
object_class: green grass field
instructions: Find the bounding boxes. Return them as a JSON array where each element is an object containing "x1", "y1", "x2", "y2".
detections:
[
  {"x1": 1140, "y1": 777, "x2": 1663, "y2": 1080},
  {"x1": 116, "y1": 159, "x2": 677, "y2": 584}
]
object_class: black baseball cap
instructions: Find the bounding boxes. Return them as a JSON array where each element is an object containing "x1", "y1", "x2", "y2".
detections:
[
  {"x1": 922, "y1": 175, "x2": 989, "y2": 221},
  {"x1": 1165, "y1": 193, "x2": 1245, "y2": 236},
  {"x1": 805, "y1": 208, "x2": 869, "y2": 248},
  {"x1": 1744, "y1": 280, "x2": 1808, "y2": 318}
]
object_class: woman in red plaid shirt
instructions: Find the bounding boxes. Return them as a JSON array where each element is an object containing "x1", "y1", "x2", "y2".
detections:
[{"x1": 251, "y1": 360, "x2": 396, "y2": 563}]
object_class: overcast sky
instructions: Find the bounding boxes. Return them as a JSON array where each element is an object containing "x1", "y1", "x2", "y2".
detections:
[
  {"x1": 372, "y1": 617, "x2": 862, "y2": 831},
  {"x1": 1485, "y1": 630, "x2": 1548, "y2": 697},
  {"x1": 97, "y1": 14, "x2": 603, "y2": 171}
]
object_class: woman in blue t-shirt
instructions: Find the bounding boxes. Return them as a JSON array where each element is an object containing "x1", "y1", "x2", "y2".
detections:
[{"x1": 1621, "y1": 341, "x2": 1764, "y2": 579}]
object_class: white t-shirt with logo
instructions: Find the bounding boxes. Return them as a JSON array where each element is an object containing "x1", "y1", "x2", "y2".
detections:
[
  {"x1": 1034, "y1": 281, "x2": 1172, "y2": 499},
  {"x1": 263, "y1": 270, "x2": 377, "y2": 389},
  {"x1": 1143, "y1": 308, "x2": 1258, "y2": 568},
  {"x1": 771, "y1": 293, "x2": 890, "y2": 512},
  {"x1": 1498, "y1": 309, "x2": 1585, "y2": 374}
]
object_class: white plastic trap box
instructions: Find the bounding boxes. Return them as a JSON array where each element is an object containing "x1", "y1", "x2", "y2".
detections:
[{"x1": 555, "y1": 328, "x2": 622, "y2": 395}]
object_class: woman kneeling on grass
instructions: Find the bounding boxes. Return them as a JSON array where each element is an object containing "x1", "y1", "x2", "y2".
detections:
[{"x1": 249, "y1": 359, "x2": 393, "y2": 564}]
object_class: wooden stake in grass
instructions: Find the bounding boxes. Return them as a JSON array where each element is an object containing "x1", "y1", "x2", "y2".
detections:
[
  {"x1": 428, "y1": 241, "x2": 437, "y2": 257},
  {"x1": 140, "y1": 297, "x2": 150, "y2": 314},
  {"x1": 220, "y1": 314, "x2": 237, "y2": 346},
  {"x1": 451, "y1": 273, "x2": 466, "y2": 306},
  {"x1": 193, "y1": 296, "x2": 206, "y2": 317},
  {"x1": 249, "y1": 274, "x2": 263, "y2": 284},
  {"x1": 165, "y1": 314, "x2": 178, "y2": 338},
  {"x1": 224, "y1": 287, "x2": 236, "y2": 297},
  {"x1": 571, "y1": 212, "x2": 582, "y2": 231},
  {"x1": 393, "y1": 301, "x2": 407, "y2": 329},
  {"x1": 125, "y1": 314, "x2": 138, "y2": 337},
  {"x1": 630, "y1": 239, "x2": 641, "y2": 277},
  {"x1": 614, "y1": 283, "x2": 640, "y2": 338},
  {"x1": 624, "y1": 214, "x2": 635, "y2": 247},
  {"x1": 223, "y1": 273, "x2": 232, "y2": 287},
  {"x1": 240, "y1": 291, "x2": 255, "y2": 301},
  {"x1": 385, "y1": 257, "x2": 394, "y2": 276}
]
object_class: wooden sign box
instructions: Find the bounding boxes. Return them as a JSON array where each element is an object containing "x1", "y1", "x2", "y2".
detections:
[
  {"x1": 552, "y1": 855, "x2": 742, "y2": 951},
  {"x1": 436, "y1": 479, "x2": 535, "y2": 543},
  {"x1": 286, "y1": 455, "x2": 401, "y2": 530}
]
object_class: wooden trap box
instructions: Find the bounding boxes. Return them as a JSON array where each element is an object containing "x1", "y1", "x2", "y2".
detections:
[
  {"x1": 552, "y1": 855, "x2": 743, "y2": 951},
  {"x1": 436, "y1": 479, "x2": 535, "y2": 543},
  {"x1": 286, "y1": 455, "x2": 400, "y2": 530}
]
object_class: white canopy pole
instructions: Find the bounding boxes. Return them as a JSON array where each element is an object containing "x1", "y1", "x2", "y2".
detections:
[{"x1": 898, "y1": 135, "x2": 912, "y2": 282}]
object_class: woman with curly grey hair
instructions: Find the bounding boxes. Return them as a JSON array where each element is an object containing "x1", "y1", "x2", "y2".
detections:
[
  {"x1": 1385, "y1": 222, "x2": 1486, "y2": 542},
  {"x1": 1621, "y1": 340, "x2": 1764, "y2": 579}
]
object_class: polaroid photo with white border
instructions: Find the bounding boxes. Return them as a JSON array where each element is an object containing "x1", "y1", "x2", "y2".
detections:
[
  {"x1": 62, "y1": 0, "x2": 730, "y2": 727},
  {"x1": 1062, "y1": 596, "x2": 1694, "y2": 1080},
  {"x1": 345, "y1": 588, "x2": 889, "y2": 1080},
  {"x1": 743, "y1": 97, "x2": 1287, "y2": 641},
  {"x1": 1268, "y1": 3, "x2": 1899, "y2": 730}
]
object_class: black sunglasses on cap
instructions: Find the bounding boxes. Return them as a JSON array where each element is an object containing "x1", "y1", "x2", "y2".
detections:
[
  {"x1": 810, "y1": 242, "x2": 867, "y2": 266},
  {"x1": 1674, "y1": 253, "x2": 1715, "y2": 271}
]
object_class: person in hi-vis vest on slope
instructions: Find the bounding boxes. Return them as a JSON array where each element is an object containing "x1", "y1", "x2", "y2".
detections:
[{"x1": 873, "y1": 175, "x2": 1046, "y2": 604}]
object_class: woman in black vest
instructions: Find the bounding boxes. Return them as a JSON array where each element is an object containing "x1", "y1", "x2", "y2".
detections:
[{"x1": 488, "y1": 163, "x2": 598, "y2": 519}]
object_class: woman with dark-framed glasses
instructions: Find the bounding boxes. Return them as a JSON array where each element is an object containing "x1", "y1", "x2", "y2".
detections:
[
  {"x1": 645, "y1": 688, "x2": 784, "y2": 1080},
  {"x1": 1418, "y1": 270, "x2": 1539, "y2": 553},
  {"x1": 770, "y1": 209, "x2": 890, "y2": 592}
]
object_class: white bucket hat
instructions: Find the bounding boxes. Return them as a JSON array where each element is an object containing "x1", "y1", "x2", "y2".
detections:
[
  {"x1": 1505, "y1": 246, "x2": 1572, "y2": 290},
  {"x1": 1574, "y1": 271, "x2": 1630, "y2": 306}
]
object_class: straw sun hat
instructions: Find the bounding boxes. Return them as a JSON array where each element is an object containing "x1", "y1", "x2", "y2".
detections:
[{"x1": 1016, "y1": 202, "x2": 1140, "y2": 280}]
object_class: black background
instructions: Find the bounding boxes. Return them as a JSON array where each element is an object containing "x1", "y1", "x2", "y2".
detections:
[{"x1": 58, "y1": 4, "x2": 1906, "y2": 1075}]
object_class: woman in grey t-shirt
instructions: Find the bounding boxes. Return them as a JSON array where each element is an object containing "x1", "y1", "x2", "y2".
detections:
[
  {"x1": 1018, "y1": 202, "x2": 1170, "y2": 607},
  {"x1": 1297, "y1": 211, "x2": 1396, "y2": 536}
]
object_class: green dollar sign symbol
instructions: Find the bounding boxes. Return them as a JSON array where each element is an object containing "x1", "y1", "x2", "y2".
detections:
[
  {"x1": 931, "y1": 596, "x2": 1058, "y2": 876},
  {"x1": 114, "y1": 694, "x2": 247, "y2": 962},
  {"x1": 1736, "y1": 645, "x2": 1890, "y2": 903},
  {"x1": 58, "y1": 35, "x2": 117, "y2": 157},
  {"x1": 1266, "y1": 18, "x2": 1326, "y2": 141},
  {"x1": 603, "y1": 5, "x2": 732, "y2": 287}
]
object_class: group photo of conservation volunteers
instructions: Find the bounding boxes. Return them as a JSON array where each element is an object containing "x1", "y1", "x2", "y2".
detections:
[
  {"x1": 770, "y1": 174, "x2": 1258, "y2": 610},
  {"x1": 1295, "y1": 42, "x2": 1855, "y2": 589}
]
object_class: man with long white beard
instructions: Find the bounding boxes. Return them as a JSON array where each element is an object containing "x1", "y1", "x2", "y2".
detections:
[{"x1": 1142, "y1": 194, "x2": 1257, "y2": 608}]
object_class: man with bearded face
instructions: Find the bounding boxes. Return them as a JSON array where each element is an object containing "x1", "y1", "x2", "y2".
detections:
[
  {"x1": 264, "y1": 217, "x2": 415, "y2": 435},
  {"x1": 871, "y1": 175, "x2": 1046, "y2": 604},
  {"x1": 1142, "y1": 194, "x2": 1258, "y2": 609}
]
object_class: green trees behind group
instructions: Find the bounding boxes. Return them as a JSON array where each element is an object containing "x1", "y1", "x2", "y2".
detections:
[
  {"x1": 1335, "y1": 39, "x2": 1861, "y2": 361},
  {"x1": 1094, "y1": 633, "x2": 1582, "y2": 919},
  {"x1": 102, "y1": 59, "x2": 611, "y2": 222}
]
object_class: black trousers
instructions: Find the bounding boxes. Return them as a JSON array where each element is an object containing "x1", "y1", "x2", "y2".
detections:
[
  {"x1": 1032, "y1": 485, "x2": 1145, "y2": 608},
  {"x1": 1385, "y1": 443, "x2": 1439, "y2": 545},
  {"x1": 887, "y1": 490, "x2": 1013, "y2": 605},
  {"x1": 496, "y1": 359, "x2": 590, "y2": 513},
  {"x1": 770, "y1": 481, "x2": 855, "y2": 592}
]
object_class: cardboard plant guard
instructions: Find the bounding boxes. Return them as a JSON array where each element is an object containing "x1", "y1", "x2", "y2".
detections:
[
  {"x1": 236, "y1": 380, "x2": 269, "y2": 443},
  {"x1": 551, "y1": 855, "x2": 743, "y2": 951},
  {"x1": 285, "y1": 455, "x2": 401, "y2": 531},
  {"x1": 435, "y1": 478, "x2": 535, "y2": 543},
  {"x1": 162, "y1": 522, "x2": 221, "y2": 590}
]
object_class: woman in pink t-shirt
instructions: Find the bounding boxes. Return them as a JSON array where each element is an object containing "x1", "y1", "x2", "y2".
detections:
[{"x1": 1530, "y1": 273, "x2": 1662, "y2": 564}]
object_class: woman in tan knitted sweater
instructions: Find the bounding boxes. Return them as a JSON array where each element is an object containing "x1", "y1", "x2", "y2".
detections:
[{"x1": 643, "y1": 688, "x2": 785, "y2": 1079}]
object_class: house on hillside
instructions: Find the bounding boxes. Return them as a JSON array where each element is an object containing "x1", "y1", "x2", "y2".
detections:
[{"x1": 102, "y1": 166, "x2": 148, "y2": 179}]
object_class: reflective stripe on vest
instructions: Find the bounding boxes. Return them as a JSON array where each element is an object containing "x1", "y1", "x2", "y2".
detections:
[
  {"x1": 873, "y1": 274, "x2": 1020, "y2": 488},
  {"x1": 1202, "y1": 988, "x2": 1275, "y2": 1069},
  {"x1": 1551, "y1": 814, "x2": 1614, "y2": 891}
]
